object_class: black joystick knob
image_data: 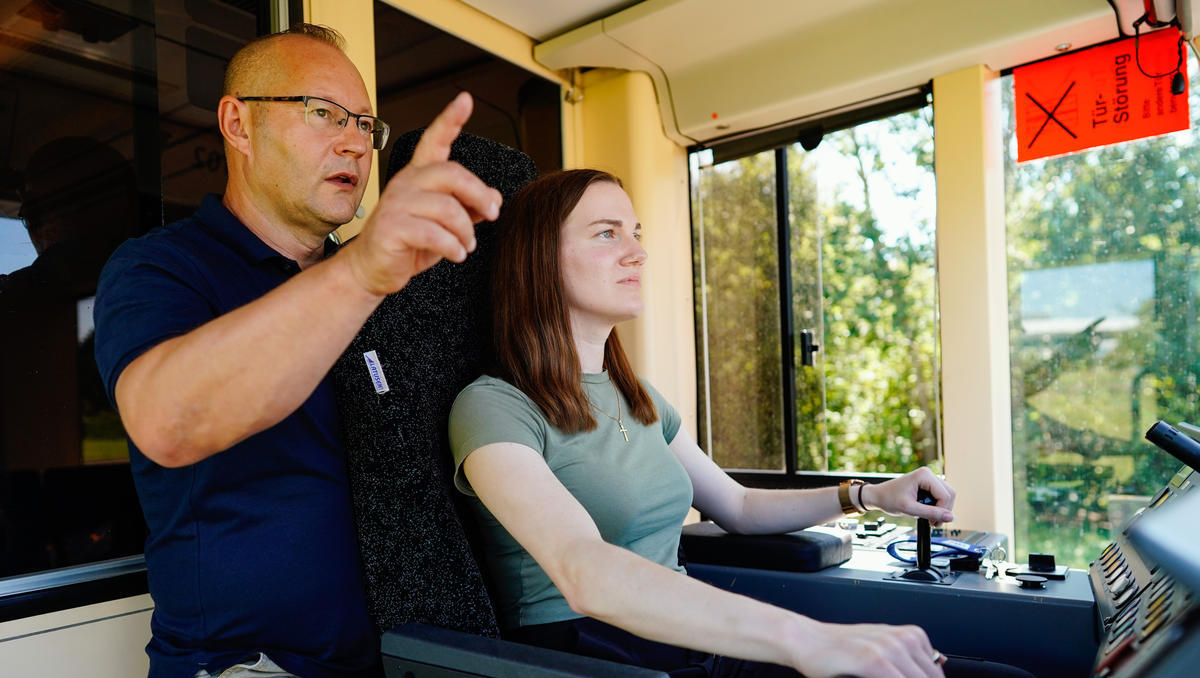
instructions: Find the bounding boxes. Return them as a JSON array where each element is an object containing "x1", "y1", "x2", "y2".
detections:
[{"x1": 916, "y1": 489, "x2": 936, "y2": 571}]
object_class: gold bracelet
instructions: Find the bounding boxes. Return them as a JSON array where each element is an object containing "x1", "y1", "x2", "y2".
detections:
[{"x1": 838, "y1": 479, "x2": 866, "y2": 515}]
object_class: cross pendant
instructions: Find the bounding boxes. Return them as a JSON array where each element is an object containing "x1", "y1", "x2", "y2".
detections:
[{"x1": 619, "y1": 422, "x2": 630, "y2": 442}]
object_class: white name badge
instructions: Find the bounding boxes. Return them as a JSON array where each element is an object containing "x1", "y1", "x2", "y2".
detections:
[{"x1": 362, "y1": 350, "x2": 390, "y2": 394}]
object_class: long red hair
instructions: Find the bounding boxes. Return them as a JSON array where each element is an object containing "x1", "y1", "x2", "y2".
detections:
[{"x1": 491, "y1": 169, "x2": 657, "y2": 432}]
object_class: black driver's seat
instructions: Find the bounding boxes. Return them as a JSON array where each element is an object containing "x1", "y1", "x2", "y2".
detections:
[{"x1": 330, "y1": 129, "x2": 668, "y2": 678}]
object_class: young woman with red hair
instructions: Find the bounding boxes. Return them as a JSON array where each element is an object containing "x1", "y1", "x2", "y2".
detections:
[{"x1": 449, "y1": 169, "x2": 1026, "y2": 678}]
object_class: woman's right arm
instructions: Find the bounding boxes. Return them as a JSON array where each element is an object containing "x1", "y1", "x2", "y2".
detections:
[{"x1": 462, "y1": 441, "x2": 945, "y2": 678}]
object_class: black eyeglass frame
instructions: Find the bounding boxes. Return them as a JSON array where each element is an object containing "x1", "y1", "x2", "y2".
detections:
[{"x1": 238, "y1": 95, "x2": 391, "y2": 150}]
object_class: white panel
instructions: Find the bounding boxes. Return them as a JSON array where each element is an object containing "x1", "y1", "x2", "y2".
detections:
[
  {"x1": 536, "y1": 0, "x2": 1172, "y2": 145},
  {"x1": 460, "y1": 0, "x2": 632, "y2": 40},
  {"x1": 0, "y1": 595, "x2": 153, "y2": 678}
]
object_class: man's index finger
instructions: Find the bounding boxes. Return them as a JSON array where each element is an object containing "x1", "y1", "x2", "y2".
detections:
[{"x1": 409, "y1": 91, "x2": 473, "y2": 168}]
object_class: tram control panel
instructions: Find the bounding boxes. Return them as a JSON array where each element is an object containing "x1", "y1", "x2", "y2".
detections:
[
  {"x1": 686, "y1": 509, "x2": 1097, "y2": 675},
  {"x1": 683, "y1": 420, "x2": 1200, "y2": 677},
  {"x1": 1085, "y1": 421, "x2": 1200, "y2": 678}
]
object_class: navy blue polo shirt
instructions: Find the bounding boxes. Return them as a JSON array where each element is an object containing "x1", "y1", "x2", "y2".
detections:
[{"x1": 94, "y1": 195, "x2": 379, "y2": 678}]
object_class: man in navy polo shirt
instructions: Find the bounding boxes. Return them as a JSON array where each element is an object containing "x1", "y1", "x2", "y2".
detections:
[{"x1": 94, "y1": 23, "x2": 501, "y2": 678}]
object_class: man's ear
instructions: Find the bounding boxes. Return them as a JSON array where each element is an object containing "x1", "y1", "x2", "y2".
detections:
[{"x1": 218, "y1": 95, "x2": 252, "y2": 158}]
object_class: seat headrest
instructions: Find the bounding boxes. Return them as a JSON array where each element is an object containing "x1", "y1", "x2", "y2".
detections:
[{"x1": 386, "y1": 127, "x2": 538, "y2": 199}]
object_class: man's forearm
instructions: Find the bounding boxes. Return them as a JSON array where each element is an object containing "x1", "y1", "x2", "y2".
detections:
[{"x1": 115, "y1": 250, "x2": 383, "y2": 467}]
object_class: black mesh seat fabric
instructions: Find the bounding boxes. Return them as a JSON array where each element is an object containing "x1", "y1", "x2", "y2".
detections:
[{"x1": 331, "y1": 129, "x2": 538, "y2": 638}]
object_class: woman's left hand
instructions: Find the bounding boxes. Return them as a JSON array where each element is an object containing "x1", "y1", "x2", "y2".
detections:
[{"x1": 860, "y1": 467, "x2": 956, "y2": 526}]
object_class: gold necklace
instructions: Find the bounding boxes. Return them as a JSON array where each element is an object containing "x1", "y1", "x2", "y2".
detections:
[{"x1": 589, "y1": 381, "x2": 630, "y2": 443}]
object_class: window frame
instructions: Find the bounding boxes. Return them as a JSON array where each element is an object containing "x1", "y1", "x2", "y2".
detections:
[
  {"x1": 0, "y1": 0, "x2": 570, "y2": 622},
  {"x1": 0, "y1": 0, "x2": 289, "y2": 620},
  {"x1": 689, "y1": 86, "x2": 937, "y2": 486}
]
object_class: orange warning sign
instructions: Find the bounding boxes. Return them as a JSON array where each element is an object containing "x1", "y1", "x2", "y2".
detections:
[{"x1": 1014, "y1": 27, "x2": 1189, "y2": 162}]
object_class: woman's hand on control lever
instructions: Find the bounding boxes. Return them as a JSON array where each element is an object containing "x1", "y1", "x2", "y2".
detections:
[
  {"x1": 859, "y1": 467, "x2": 956, "y2": 526},
  {"x1": 793, "y1": 620, "x2": 946, "y2": 678}
]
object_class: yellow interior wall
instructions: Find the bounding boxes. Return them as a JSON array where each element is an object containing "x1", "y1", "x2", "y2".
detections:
[
  {"x1": 570, "y1": 68, "x2": 697, "y2": 437},
  {"x1": 305, "y1": 0, "x2": 379, "y2": 241},
  {"x1": 933, "y1": 65, "x2": 1015, "y2": 542}
]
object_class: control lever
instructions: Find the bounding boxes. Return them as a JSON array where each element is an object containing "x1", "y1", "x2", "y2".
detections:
[
  {"x1": 1146, "y1": 420, "x2": 1200, "y2": 473},
  {"x1": 916, "y1": 489, "x2": 934, "y2": 570},
  {"x1": 891, "y1": 488, "x2": 948, "y2": 583}
]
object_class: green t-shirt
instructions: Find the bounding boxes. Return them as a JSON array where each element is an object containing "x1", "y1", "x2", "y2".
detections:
[{"x1": 449, "y1": 372, "x2": 690, "y2": 628}]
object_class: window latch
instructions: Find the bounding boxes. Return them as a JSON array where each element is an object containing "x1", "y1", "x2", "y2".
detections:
[{"x1": 799, "y1": 329, "x2": 820, "y2": 367}]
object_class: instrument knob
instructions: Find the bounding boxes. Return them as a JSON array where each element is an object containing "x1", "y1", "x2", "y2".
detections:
[{"x1": 1016, "y1": 574, "x2": 1048, "y2": 590}]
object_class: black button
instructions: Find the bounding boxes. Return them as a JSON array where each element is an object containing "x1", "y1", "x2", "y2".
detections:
[{"x1": 1016, "y1": 574, "x2": 1047, "y2": 590}]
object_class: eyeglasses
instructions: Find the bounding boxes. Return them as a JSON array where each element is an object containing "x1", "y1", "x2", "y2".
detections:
[{"x1": 238, "y1": 95, "x2": 391, "y2": 150}]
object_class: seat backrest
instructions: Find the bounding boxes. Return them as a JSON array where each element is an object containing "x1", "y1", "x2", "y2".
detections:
[{"x1": 331, "y1": 129, "x2": 538, "y2": 638}]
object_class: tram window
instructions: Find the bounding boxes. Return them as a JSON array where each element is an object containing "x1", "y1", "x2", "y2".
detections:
[
  {"x1": 691, "y1": 149, "x2": 786, "y2": 470},
  {"x1": 691, "y1": 105, "x2": 939, "y2": 475},
  {"x1": 0, "y1": 0, "x2": 560, "y2": 584},
  {"x1": 1003, "y1": 52, "x2": 1200, "y2": 569},
  {"x1": 0, "y1": 0, "x2": 260, "y2": 578},
  {"x1": 0, "y1": 217, "x2": 37, "y2": 272}
]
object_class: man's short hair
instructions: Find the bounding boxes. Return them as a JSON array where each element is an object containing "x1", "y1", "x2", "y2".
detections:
[{"x1": 223, "y1": 23, "x2": 346, "y2": 96}]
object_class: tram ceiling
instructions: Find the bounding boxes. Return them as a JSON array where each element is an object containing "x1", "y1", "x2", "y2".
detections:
[{"x1": 465, "y1": 0, "x2": 1200, "y2": 146}]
